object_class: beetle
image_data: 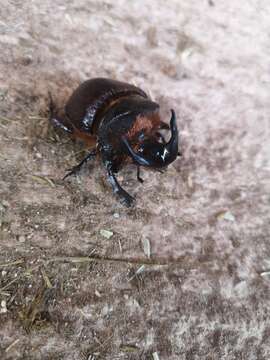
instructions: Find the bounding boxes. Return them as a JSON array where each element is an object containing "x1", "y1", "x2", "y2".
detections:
[{"x1": 49, "y1": 78, "x2": 179, "y2": 207}]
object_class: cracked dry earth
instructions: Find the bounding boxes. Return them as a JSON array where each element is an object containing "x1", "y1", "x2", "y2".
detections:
[{"x1": 0, "y1": 0, "x2": 270, "y2": 359}]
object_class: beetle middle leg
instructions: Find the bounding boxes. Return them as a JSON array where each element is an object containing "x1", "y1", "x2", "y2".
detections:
[{"x1": 63, "y1": 149, "x2": 97, "y2": 180}]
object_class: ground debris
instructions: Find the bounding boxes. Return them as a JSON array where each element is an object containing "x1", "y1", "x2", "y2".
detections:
[
  {"x1": 216, "y1": 210, "x2": 236, "y2": 222},
  {"x1": 0, "y1": 299, "x2": 7, "y2": 313},
  {"x1": 141, "y1": 237, "x2": 151, "y2": 258},
  {"x1": 0, "y1": 259, "x2": 24, "y2": 268},
  {"x1": 5, "y1": 339, "x2": 20, "y2": 353},
  {"x1": 18, "y1": 283, "x2": 55, "y2": 332},
  {"x1": 119, "y1": 344, "x2": 140, "y2": 352},
  {"x1": 152, "y1": 352, "x2": 160, "y2": 360},
  {"x1": 30, "y1": 174, "x2": 56, "y2": 187},
  {"x1": 100, "y1": 229, "x2": 114, "y2": 239}
]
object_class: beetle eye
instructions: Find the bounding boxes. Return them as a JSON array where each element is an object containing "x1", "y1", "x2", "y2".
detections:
[{"x1": 137, "y1": 130, "x2": 145, "y2": 141}]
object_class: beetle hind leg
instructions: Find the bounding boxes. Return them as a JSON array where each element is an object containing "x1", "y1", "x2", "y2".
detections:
[
  {"x1": 48, "y1": 92, "x2": 73, "y2": 134},
  {"x1": 63, "y1": 149, "x2": 97, "y2": 180}
]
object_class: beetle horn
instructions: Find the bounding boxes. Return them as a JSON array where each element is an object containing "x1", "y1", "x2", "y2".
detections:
[
  {"x1": 122, "y1": 109, "x2": 178, "y2": 167},
  {"x1": 164, "y1": 109, "x2": 178, "y2": 162},
  {"x1": 122, "y1": 137, "x2": 152, "y2": 166}
]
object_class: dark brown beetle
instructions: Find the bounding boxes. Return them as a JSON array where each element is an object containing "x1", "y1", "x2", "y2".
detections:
[{"x1": 50, "y1": 78, "x2": 179, "y2": 207}]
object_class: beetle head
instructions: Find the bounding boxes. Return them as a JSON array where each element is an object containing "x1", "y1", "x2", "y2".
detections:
[{"x1": 122, "y1": 109, "x2": 178, "y2": 168}]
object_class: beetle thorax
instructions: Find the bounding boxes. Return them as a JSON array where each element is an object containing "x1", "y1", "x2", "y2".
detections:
[{"x1": 126, "y1": 112, "x2": 161, "y2": 143}]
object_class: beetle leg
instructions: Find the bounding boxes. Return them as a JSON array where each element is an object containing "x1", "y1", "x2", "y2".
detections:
[
  {"x1": 136, "y1": 166, "x2": 144, "y2": 183},
  {"x1": 51, "y1": 116, "x2": 73, "y2": 134},
  {"x1": 106, "y1": 167, "x2": 135, "y2": 207},
  {"x1": 63, "y1": 149, "x2": 96, "y2": 180},
  {"x1": 48, "y1": 92, "x2": 73, "y2": 134}
]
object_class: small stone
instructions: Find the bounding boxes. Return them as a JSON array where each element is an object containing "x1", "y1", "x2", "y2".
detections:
[
  {"x1": 0, "y1": 300, "x2": 7, "y2": 314},
  {"x1": 100, "y1": 229, "x2": 113, "y2": 239},
  {"x1": 222, "y1": 211, "x2": 235, "y2": 222},
  {"x1": 187, "y1": 174, "x2": 193, "y2": 189},
  {"x1": 95, "y1": 290, "x2": 101, "y2": 298},
  {"x1": 18, "y1": 235, "x2": 25, "y2": 243},
  {"x1": 141, "y1": 237, "x2": 151, "y2": 258}
]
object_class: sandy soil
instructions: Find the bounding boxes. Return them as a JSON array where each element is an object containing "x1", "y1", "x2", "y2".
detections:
[{"x1": 0, "y1": 0, "x2": 270, "y2": 359}]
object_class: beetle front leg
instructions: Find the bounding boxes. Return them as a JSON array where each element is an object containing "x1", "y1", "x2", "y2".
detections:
[
  {"x1": 106, "y1": 166, "x2": 135, "y2": 207},
  {"x1": 63, "y1": 149, "x2": 97, "y2": 180},
  {"x1": 100, "y1": 145, "x2": 135, "y2": 207}
]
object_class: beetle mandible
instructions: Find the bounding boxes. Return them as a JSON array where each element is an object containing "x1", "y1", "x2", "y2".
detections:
[{"x1": 49, "y1": 78, "x2": 179, "y2": 207}]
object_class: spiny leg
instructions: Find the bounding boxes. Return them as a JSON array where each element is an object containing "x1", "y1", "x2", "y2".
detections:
[
  {"x1": 100, "y1": 145, "x2": 135, "y2": 207},
  {"x1": 63, "y1": 149, "x2": 97, "y2": 180},
  {"x1": 137, "y1": 166, "x2": 144, "y2": 183},
  {"x1": 51, "y1": 116, "x2": 73, "y2": 134},
  {"x1": 48, "y1": 92, "x2": 73, "y2": 134},
  {"x1": 106, "y1": 166, "x2": 135, "y2": 207}
]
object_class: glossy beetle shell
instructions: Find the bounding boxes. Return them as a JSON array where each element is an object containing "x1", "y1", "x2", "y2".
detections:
[
  {"x1": 50, "y1": 78, "x2": 179, "y2": 206},
  {"x1": 66, "y1": 78, "x2": 153, "y2": 133}
]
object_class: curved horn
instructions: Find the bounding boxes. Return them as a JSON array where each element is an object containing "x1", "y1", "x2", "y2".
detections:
[
  {"x1": 122, "y1": 109, "x2": 179, "y2": 167},
  {"x1": 122, "y1": 137, "x2": 153, "y2": 166},
  {"x1": 165, "y1": 109, "x2": 178, "y2": 162}
]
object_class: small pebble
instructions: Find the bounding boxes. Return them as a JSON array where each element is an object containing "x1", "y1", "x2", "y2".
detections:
[
  {"x1": 223, "y1": 211, "x2": 235, "y2": 222},
  {"x1": 141, "y1": 237, "x2": 151, "y2": 258},
  {"x1": 95, "y1": 290, "x2": 101, "y2": 298},
  {"x1": 100, "y1": 229, "x2": 114, "y2": 239},
  {"x1": 0, "y1": 300, "x2": 7, "y2": 314},
  {"x1": 19, "y1": 235, "x2": 25, "y2": 243}
]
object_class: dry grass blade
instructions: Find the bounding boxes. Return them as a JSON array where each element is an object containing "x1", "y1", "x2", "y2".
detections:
[
  {"x1": 48, "y1": 255, "x2": 212, "y2": 268},
  {"x1": 30, "y1": 175, "x2": 56, "y2": 188},
  {"x1": 0, "y1": 259, "x2": 24, "y2": 268},
  {"x1": 119, "y1": 344, "x2": 140, "y2": 352},
  {"x1": 152, "y1": 352, "x2": 160, "y2": 360},
  {"x1": 50, "y1": 256, "x2": 97, "y2": 264},
  {"x1": 5, "y1": 339, "x2": 20, "y2": 353},
  {"x1": 41, "y1": 268, "x2": 53, "y2": 288},
  {"x1": 0, "y1": 277, "x2": 21, "y2": 291},
  {"x1": 19, "y1": 285, "x2": 52, "y2": 332},
  {"x1": 0, "y1": 115, "x2": 20, "y2": 123},
  {"x1": 141, "y1": 237, "x2": 151, "y2": 258}
]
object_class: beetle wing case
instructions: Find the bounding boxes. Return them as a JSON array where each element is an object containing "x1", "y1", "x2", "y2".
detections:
[
  {"x1": 65, "y1": 78, "x2": 148, "y2": 134},
  {"x1": 98, "y1": 96, "x2": 160, "y2": 141}
]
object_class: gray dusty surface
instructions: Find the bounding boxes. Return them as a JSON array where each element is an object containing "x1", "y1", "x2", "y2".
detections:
[{"x1": 0, "y1": 0, "x2": 270, "y2": 359}]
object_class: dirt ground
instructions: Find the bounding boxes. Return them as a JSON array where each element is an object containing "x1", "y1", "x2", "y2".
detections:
[{"x1": 0, "y1": 0, "x2": 270, "y2": 359}]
